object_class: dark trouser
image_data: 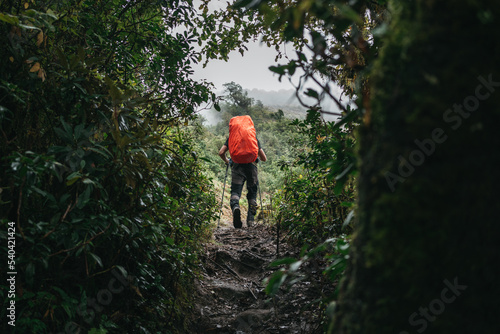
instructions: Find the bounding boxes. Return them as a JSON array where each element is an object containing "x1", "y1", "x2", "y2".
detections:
[{"x1": 230, "y1": 162, "x2": 258, "y2": 221}]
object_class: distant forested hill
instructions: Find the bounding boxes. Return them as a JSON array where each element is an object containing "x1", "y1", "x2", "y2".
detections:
[
  {"x1": 201, "y1": 86, "x2": 345, "y2": 125},
  {"x1": 246, "y1": 88, "x2": 301, "y2": 107},
  {"x1": 247, "y1": 87, "x2": 345, "y2": 121}
]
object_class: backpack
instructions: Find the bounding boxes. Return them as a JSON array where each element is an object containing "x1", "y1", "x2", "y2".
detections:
[{"x1": 228, "y1": 116, "x2": 259, "y2": 164}]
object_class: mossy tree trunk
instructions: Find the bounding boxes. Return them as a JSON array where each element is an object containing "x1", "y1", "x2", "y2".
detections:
[{"x1": 332, "y1": 1, "x2": 500, "y2": 333}]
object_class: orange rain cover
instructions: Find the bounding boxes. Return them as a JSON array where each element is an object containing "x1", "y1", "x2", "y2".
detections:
[{"x1": 228, "y1": 116, "x2": 259, "y2": 164}]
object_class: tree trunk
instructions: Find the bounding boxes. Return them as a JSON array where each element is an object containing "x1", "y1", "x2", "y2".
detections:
[{"x1": 332, "y1": 1, "x2": 500, "y2": 333}]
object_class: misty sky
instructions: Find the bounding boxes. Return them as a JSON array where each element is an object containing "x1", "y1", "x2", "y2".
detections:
[
  {"x1": 190, "y1": 0, "x2": 309, "y2": 93},
  {"x1": 192, "y1": 40, "x2": 298, "y2": 92}
]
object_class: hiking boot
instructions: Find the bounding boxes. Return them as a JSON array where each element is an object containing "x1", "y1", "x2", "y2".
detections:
[
  {"x1": 249, "y1": 200, "x2": 258, "y2": 216},
  {"x1": 247, "y1": 209, "x2": 256, "y2": 228},
  {"x1": 247, "y1": 200, "x2": 257, "y2": 227},
  {"x1": 232, "y1": 205, "x2": 242, "y2": 228}
]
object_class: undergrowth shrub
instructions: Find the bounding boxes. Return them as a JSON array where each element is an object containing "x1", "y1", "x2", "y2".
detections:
[
  {"x1": 275, "y1": 109, "x2": 356, "y2": 245},
  {"x1": 264, "y1": 109, "x2": 358, "y2": 332},
  {"x1": 0, "y1": 1, "x2": 217, "y2": 333}
]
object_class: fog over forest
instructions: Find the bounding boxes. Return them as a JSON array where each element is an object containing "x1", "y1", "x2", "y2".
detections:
[{"x1": 199, "y1": 87, "x2": 347, "y2": 125}]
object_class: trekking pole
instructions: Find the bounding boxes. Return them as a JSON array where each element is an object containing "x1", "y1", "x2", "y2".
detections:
[
  {"x1": 277, "y1": 213, "x2": 280, "y2": 257},
  {"x1": 271, "y1": 193, "x2": 280, "y2": 257},
  {"x1": 257, "y1": 162, "x2": 265, "y2": 224},
  {"x1": 258, "y1": 181, "x2": 264, "y2": 224},
  {"x1": 218, "y1": 163, "x2": 229, "y2": 229}
]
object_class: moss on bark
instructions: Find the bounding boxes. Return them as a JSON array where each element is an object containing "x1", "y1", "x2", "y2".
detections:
[{"x1": 332, "y1": 1, "x2": 500, "y2": 333}]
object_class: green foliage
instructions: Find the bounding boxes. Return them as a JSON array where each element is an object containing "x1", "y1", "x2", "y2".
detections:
[
  {"x1": 222, "y1": 81, "x2": 254, "y2": 113},
  {"x1": 264, "y1": 236, "x2": 351, "y2": 331},
  {"x1": 0, "y1": 0, "x2": 217, "y2": 333},
  {"x1": 256, "y1": 108, "x2": 357, "y2": 331},
  {"x1": 274, "y1": 109, "x2": 356, "y2": 244},
  {"x1": 266, "y1": 236, "x2": 350, "y2": 296},
  {"x1": 88, "y1": 329, "x2": 108, "y2": 334}
]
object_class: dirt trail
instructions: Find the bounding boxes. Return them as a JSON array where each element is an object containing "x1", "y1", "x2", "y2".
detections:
[{"x1": 190, "y1": 220, "x2": 328, "y2": 334}]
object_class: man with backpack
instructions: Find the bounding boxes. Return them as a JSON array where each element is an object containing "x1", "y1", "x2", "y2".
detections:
[{"x1": 218, "y1": 115, "x2": 267, "y2": 228}]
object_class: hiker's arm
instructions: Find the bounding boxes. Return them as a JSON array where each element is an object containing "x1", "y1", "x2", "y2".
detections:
[
  {"x1": 219, "y1": 145, "x2": 230, "y2": 164},
  {"x1": 258, "y1": 148, "x2": 267, "y2": 162}
]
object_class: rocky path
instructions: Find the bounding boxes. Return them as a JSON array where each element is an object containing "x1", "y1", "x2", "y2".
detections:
[{"x1": 190, "y1": 222, "x2": 330, "y2": 334}]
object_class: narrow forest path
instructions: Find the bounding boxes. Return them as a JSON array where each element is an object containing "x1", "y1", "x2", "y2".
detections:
[{"x1": 190, "y1": 221, "x2": 330, "y2": 334}]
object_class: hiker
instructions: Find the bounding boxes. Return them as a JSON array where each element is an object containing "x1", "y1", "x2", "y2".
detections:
[{"x1": 219, "y1": 115, "x2": 267, "y2": 228}]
